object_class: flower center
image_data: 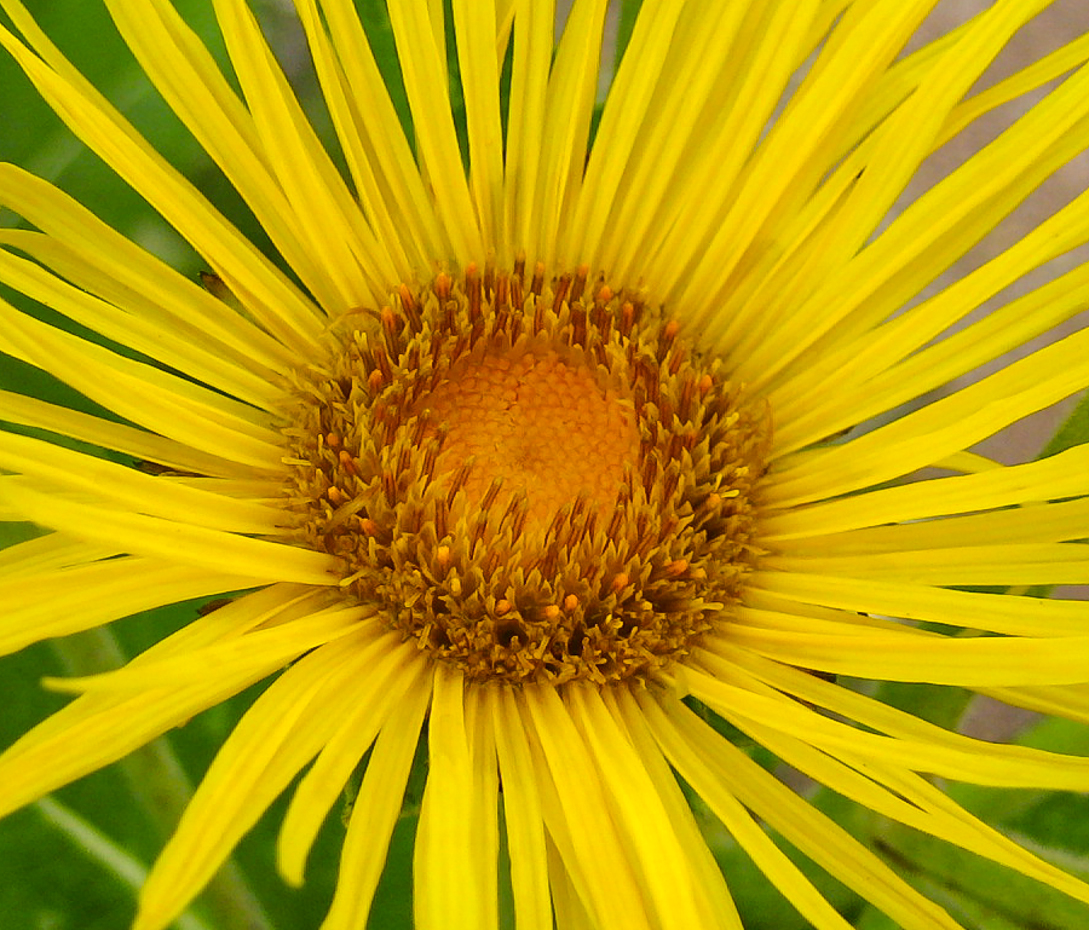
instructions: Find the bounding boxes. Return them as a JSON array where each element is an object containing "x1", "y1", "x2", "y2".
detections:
[
  {"x1": 421, "y1": 348, "x2": 640, "y2": 542},
  {"x1": 281, "y1": 264, "x2": 770, "y2": 685}
]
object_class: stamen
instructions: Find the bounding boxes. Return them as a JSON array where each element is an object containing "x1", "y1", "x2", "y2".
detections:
[{"x1": 280, "y1": 267, "x2": 771, "y2": 684}]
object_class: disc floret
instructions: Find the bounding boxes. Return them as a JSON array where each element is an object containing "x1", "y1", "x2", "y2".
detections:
[{"x1": 282, "y1": 264, "x2": 770, "y2": 684}]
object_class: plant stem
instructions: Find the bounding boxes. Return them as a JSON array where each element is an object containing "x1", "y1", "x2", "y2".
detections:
[{"x1": 34, "y1": 796, "x2": 213, "y2": 930}]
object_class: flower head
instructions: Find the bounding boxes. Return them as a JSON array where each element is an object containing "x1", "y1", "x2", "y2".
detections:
[{"x1": 2, "y1": 1, "x2": 1089, "y2": 929}]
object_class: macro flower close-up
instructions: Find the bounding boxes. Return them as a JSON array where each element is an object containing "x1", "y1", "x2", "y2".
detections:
[{"x1": 3, "y1": 0, "x2": 1089, "y2": 928}]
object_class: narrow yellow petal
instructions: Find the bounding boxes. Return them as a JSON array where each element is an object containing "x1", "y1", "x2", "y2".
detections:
[
  {"x1": 651, "y1": 689, "x2": 966, "y2": 930},
  {"x1": 779, "y1": 498, "x2": 1089, "y2": 556},
  {"x1": 320, "y1": 669, "x2": 431, "y2": 930},
  {"x1": 671, "y1": 0, "x2": 936, "y2": 318},
  {"x1": 603, "y1": 687, "x2": 743, "y2": 930},
  {"x1": 747, "y1": 572, "x2": 1089, "y2": 637},
  {"x1": 762, "y1": 443, "x2": 1089, "y2": 539},
  {"x1": 765, "y1": 542, "x2": 1089, "y2": 586},
  {"x1": 503, "y1": 0, "x2": 553, "y2": 262},
  {"x1": 722, "y1": 621, "x2": 1089, "y2": 687},
  {"x1": 728, "y1": 0, "x2": 1059, "y2": 386},
  {"x1": 210, "y1": 0, "x2": 391, "y2": 305},
  {"x1": 546, "y1": 840, "x2": 598, "y2": 930},
  {"x1": 133, "y1": 629, "x2": 386, "y2": 930},
  {"x1": 277, "y1": 638, "x2": 424, "y2": 885},
  {"x1": 983, "y1": 684, "x2": 1089, "y2": 726},
  {"x1": 0, "y1": 628, "x2": 301, "y2": 821},
  {"x1": 690, "y1": 654, "x2": 1089, "y2": 791},
  {"x1": 531, "y1": 0, "x2": 608, "y2": 270},
  {"x1": 0, "y1": 431, "x2": 282, "y2": 534},
  {"x1": 939, "y1": 28, "x2": 1089, "y2": 149},
  {"x1": 103, "y1": 0, "x2": 383, "y2": 308},
  {"x1": 3, "y1": 585, "x2": 321, "y2": 765},
  {"x1": 414, "y1": 665, "x2": 496, "y2": 930},
  {"x1": 491, "y1": 686, "x2": 553, "y2": 930},
  {"x1": 386, "y1": 1, "x2": 483, "y2": 264},
  {"x1": 703, "y1": 660, "x2": 1089, "y2": 908},
  {"x1": 602, "y1": 1, "x2": 750, "y2": 283},
  {"x1": 520, "y1": 682, "x2": 652, "y2": 930},
  {"x1": 0, "y1": 233, "x2": 281, "y2": 409},
  {"x1": 1, "y1": 482, "x2": 334, "y2": 585},
  {"x1": 0, "y1": 304, "x2": 285, "y2": 470},
  {"x1": 634, "y1": 689, "x2": 849, "y2": 930},
  {"x1": 309, "y1": 0, "x2": 450, "y2": 265},
  {"x1": 736, "y1": 600, "x2": 910, "y2": 636},
  {"x1": 452, "y1": 0, "x2": 505, "y2": 249},
  {"x1": 0, "y1": 164, "x2": 293, "y2": 373},
  {"x1": 45, "y1": 603, "x2": 370, "y2": 694},
  {"x1": 767, "y1": 327, "x2": 1089, "y2": 507},
  {"x1": 566, "y1": 682, "x2": 723, "y2": 930},
  {"x1": 768, "y1": 192, "x2": 1089, "y2": 452},
  {"x1": 642, "y1": 0, "x2": 822, "y2": 300},
  {"x1": 0, "y1": 557, "x2": 253, "y2": 657},
  {"x1": 565, "y1": 0, "x2": 686, "y2": 267},
  {"x1": 0, "y1": 391, "x2": 257, "y2": 479},
  {"x1": 0, "y1": 531, "x2": 119, "y2": 578},
  {"x1": 0, "y1": 6, "x2": 323, "y2": 349},
  {"x1": 465, "y1": 684, "x2": 500, "y2": 930}
]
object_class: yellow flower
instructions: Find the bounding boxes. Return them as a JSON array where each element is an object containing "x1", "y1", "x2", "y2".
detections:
[{"x1": 2, "y1": 1, "x2": 1089, "y2": 929}]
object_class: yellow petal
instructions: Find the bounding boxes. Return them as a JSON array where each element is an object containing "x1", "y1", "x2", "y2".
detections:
[
  {"x1": 385, "y1": 1, "x2": 483, "y2": 264},
  {"x1": 0, "y1": 5, "x2": 322, "y2": 349},
  {"x1": 208, "y1": 0, "x2": 391, "y2": 305},
  {"x1": 520, "y1": 682, "x2": 652, "y2": 930},
  {"x1": 0, "y1": 431, "x2": 282, "y2": 534},
  {"x1": 320, "y1": 668, "x2": 431, "y2": 930},
  {"x1": 45, "y1": 603, "x2": 370, "y2": 694},
  {"x1": 503, "y1": 0, "x2": 553, "y2": 266},
  {"x1": 691, "y1": 652, "x2": 1089, "y2": 791},
  {"x1": 765, "y1": 542, "x2": 1089, "y2": 586},
  {"x1": 0, "y1": 163, "x2": 293, "y2": 372},
  {"x1": 2, "y1": 481, "x2": 334, "y2": 585},
  {"x1": 761, "y1": 442, "x2": 1089, "y2": 539},
  {"x1": 277, "y1": 638, "x2": 424, "y2": 885},
  {"x1": 722, "y1": 622, "x2": 1089, "y2": 687},
  {"x1": 452, "y1": 0, "x2": 505, "y2": 249},
  {"x1": 491, "y1": 686, "x2": 553, "y2": 930},
  {"x1": 747, "y1": 573, "x2": 1089, "y2": 637},
  {"x1": 133, "y1": 628, "x2": 388, "y2": 930},
  {"x1": 0, "y1": 390, "x2": 257, "y2": 479},
  {"x1": 635, "y1": 689, "x2": 849, "y2": 930},
  {"x1": 414, "y1": 664, "x2": 497, "y2": 930},
  {"x1": 650, "y1": 688, "x2": 963, "y2": 930},
  {"x1": 566, "y1": 683, "x2": 727, "y2": 930},
  {"x1": 529, "y1": 0, "x2": 608, "y2": 270},
  {"x1": 0, "y1": 557, "x2": 253, "y2": 657},
  {"x1": 0, "y1": 303, "x2": 285, "y2": 470}
]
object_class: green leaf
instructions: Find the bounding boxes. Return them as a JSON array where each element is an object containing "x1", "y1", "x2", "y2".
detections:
[
  {"x1": 615, "y1": 0, "x2": 644, "y2": 73},
  {"x1": 1038, "y1": 390, "x2": 1089, "y2": 459},
  {"x1": 948, "y1": 715, "x2": 1089, "y2": 825},
  {"x1": 869, "y1": 817, "x2": 1089, "y2": 930},
  {"x1": 865, "y1": 680, "x2": 974, "y2": 731}
]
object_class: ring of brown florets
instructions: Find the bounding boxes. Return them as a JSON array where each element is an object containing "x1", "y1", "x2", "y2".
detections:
[{"x1": 281, "y1": 262, "x2": 770, "y2": 685}]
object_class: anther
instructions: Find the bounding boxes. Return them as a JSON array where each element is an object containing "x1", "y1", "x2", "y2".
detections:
[
  {"x1": 338, "y1": 449, "x2": 360, "y2": 477},
  {"x1": 281, "y1": 266, "x2": 769, "y2": 685}
]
